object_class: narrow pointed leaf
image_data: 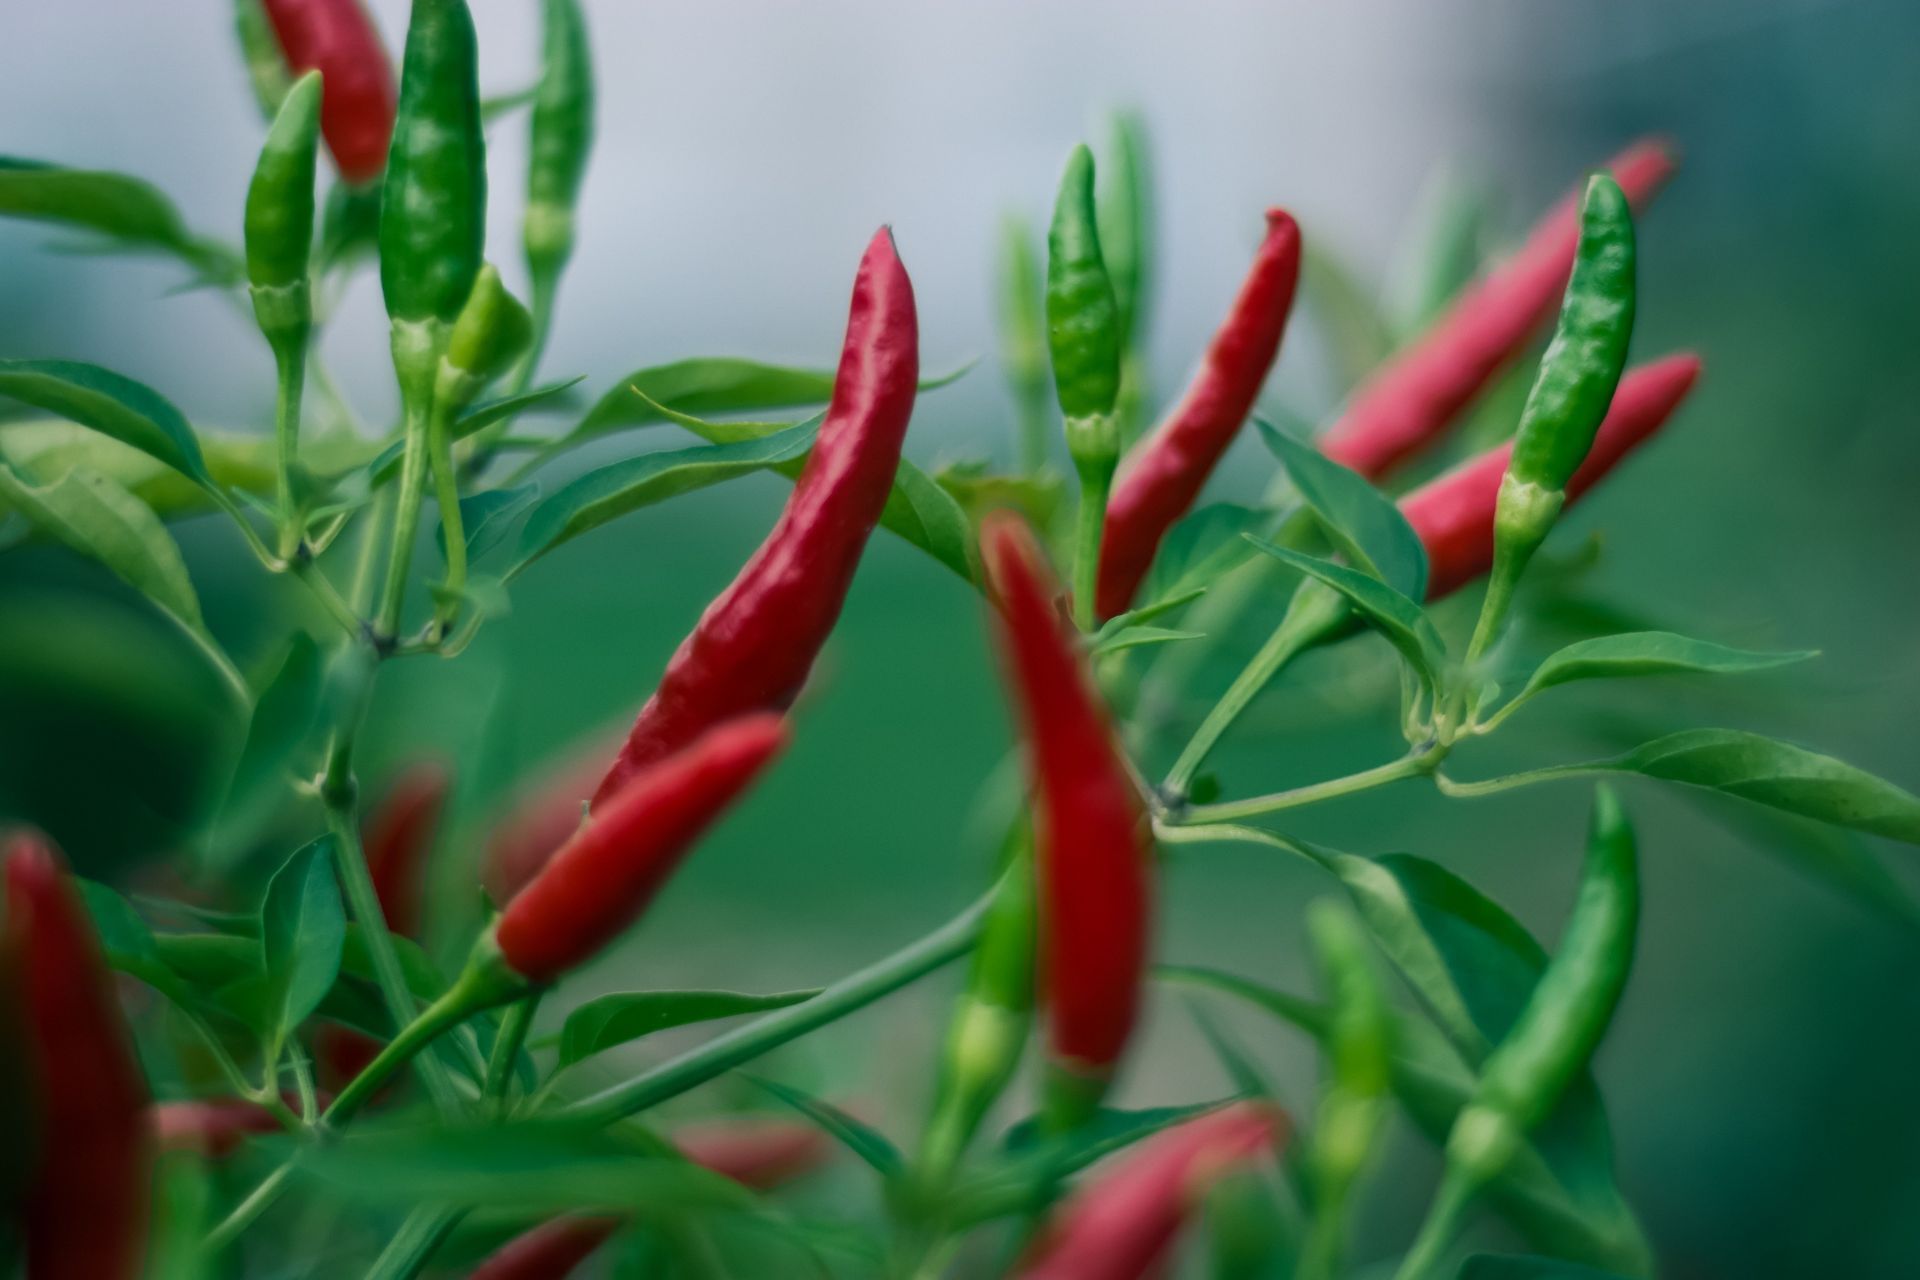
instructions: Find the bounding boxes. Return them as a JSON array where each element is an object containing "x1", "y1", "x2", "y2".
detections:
[
  {"x1": 747, "y1": 1075, "x2": 903, "y2": 1177},
  {"x1": 0, "y1": 361, "x2": 212, "y2": 485},
  {"x1": 260, "y1": 836, "x2": 345, "y2": 1055},
  {"x1": 555, "y1": 988, "x2": 820, "y2": 1069},
  {"x1": 1245, "y1": 537, "x2": 1446, "y2": 688},
  {"x1": 0, "y1": 465, "x2": 203, "y2": 632},
  {"x1": 1258, "y1": 419, "x2": 1427, "y2": 599},
  {"x1": 1503, "y1": 632, "x2": 1815, "y2": 718}
]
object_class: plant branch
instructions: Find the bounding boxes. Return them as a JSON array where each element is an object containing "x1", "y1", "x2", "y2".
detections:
[{"x1": 1172, "y1": 751, "x2": 1440, "y2": 826}]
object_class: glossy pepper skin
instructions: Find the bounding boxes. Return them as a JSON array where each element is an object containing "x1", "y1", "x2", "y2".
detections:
[
  {"x1": 380, "y1": 0, "x2": 486, "y2": 339},
  {"x1": 1095, "y1": 209, "x2": 1302, "y2": 620},
  {"x1": 1017, "y1": 1102, "x2": 1285, "y2": 1280},
  {"x1": 244, "y1": 71, "x2": 323, "y2": 355},
  {"x1": 499, "y1": 715, "x2": 789, "y2": 982},
  {"x1": 524, "y1": 0, "x2": 595, "y2": 287},
  {"x1": 1317, "y1": 139, "x2": 1673, "y2": 479},
  {"x1": 981, "y1": 515, "x2": 1151, "y2": 1115},
  {"x1": 5, "y1": 833, "x2": 152, "y2": 1280},
  {"x1": 594, "y1": 229, "x2": 918, "y2": 805},
  {"x1": 1047, "y1": 144, "x2": 1124, "y2": 432},
  {"x1": 1447, "y1": 787, "x2": 1639, "y2": 1186},
  {"x1": 260, "y1": 0, "x2": 397, "y2": 185},
  {"x1": 1402, "y1": 354, "x2": 1700, "y2": 600}
]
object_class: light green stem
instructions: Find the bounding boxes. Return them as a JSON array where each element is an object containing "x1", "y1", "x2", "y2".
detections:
[
  {"x1": 426, "y1": 398, "x2": 466, "y2": 635},
  {"x1": 365, "y1": 1205, "x2": 467, "y2": 1280},
  {"x1": 272, "y1": 343, "x2": 308, "y2": 560},
  {"x1": 1391, "y1": 1169, "x2": 1476, "y2": 1280},
  {"x1": 1071, "y1": 469, "x2": 1110, "y2": 632},
  {"x1": 1175, "y1": 751, "x2": 1439, "y2": 826},
  {"x1": 484, "y1": 993, "x2": 541, "y2": 1113},
  {"x1": 376, "y1": 400, "x2": 431, "y2": 644}
]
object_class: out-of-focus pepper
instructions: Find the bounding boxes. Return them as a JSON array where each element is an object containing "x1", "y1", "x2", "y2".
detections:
[
  {"x1": 523, "y1": 0, "x2": 595, "y2": 317},
  {"x1": 153, "y1": 1099, "x2": 287, "y2": 1160},
  {"x1": 482, "y1": 736, "x2": 615, "y2": 905},
  {"x1": 260, "y1": 0, "x2": 398, "y2": 185},
  {"x1": 1095, "y1": 208, "x2": 1302, "y2": 619},
  {"x1": 1017, "y1": 1102, "x2": 1286, "y2": 1280},
  {"x1": 5, "y1": 832, "x2": 153, "y2": 1280},
  {"x1": 594, "y1": 229, "x2": 918, "y2": 804},
  {"x1": 497, "y1": 716, "x2": 789, "y2": 982},
  {"x1": 1317, "y1": 139, "x2": 1674, "y2": 479},
  {"x1": 233, "y1": 0, "x2": 295, "y2": 120},
  {"x1": 981, "y1": 515, "x2": 1152, "y2": 1127}
]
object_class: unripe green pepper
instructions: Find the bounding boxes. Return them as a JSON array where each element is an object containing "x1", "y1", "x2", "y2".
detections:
[
  {"x1": 244, "y1": 70, "x2": 323, "y2": 357},
  {"x1": 437, "y1": 264, "x2": 534, "y2": 412},
  {"x1": 233, "y1": 0, "x2": 295, "y2": 121},
  {"x1": 1046, "y1": 143, "x2": 1123, "y2": 465},
  {"x1": 380, "y1": 0, "x2": 486, "y2": 403},
  {"x1": 524, "y1": 0, "x2": 595, "y2": 287},
  {"x1": 1467, "y1": 174, "x2": 1635, "y2": 663}
]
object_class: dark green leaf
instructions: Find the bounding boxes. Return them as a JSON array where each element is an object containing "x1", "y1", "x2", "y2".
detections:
[
  {"x1": 0, "y1": 160, "x2": 234, "y2": 280},
  {"x1": 573, "y1": 357, "x2": 970, "y2": 439},
  {"x1": 77, "y1": 880, "x2": 196, "y2": 1007},
  {"x1": 456, "y1": 377, "x2": 585, "y2": 437},
  {"x1": 510, "y1": 421, "x2": 820, "y2": 573},
  {"x1": 259, "y1": 837, "x2": 345, "y2": 1054},
  {"x1": 748, "y1": 1074, "x2": 904, "y2": 1177},
  {"x1": 1501, "y1": 632, "x2": 1815, "y2": 720},
  {"x1": 0, "y1": 361, "x2": 212, "y2": 485},
  {"x1": 214, "y1": 634, "x2": 323, "y2": 854},
  {"x1": 1258, "y1": 418, "x2": 1427, "y2": 599},
  {"x1": 438, "y1": 483, "x2": 540, "y2": 566},
  {"x1": 555, "y1": 988, "x2": 820, "y2": 1069},
  {"x1": 0, "y1": 465, "x2": 203, "y2": 632},
  {"x1": 1140, "y1": 502, "x2": 1269, "y2": 606},
  {"x1": 877, "y1": 459, "x2": 977, "y2": 581},
  {"x1": 1088, "y1": 624, "x2": 1204, "y2": 658},
  {"x1": 1245, "y1": 538, "x2": 1446, "y2": 688}
]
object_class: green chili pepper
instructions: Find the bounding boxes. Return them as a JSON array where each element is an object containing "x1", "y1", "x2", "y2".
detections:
[
  {"x1": 245, "y1": 70, "x2": 322, "y2": 354},
  {"x1": 523, "y1": 0, "x2": 594, "y2": 294},
  {"x1": 1045, "y1": 143, "x2": 1123, "y2": 628},
  {"x1": 1097, "y1": 111, "x2": 1150, "y2": 354},
  {"x1": 997, "y1": 212, "x2": 1052, "y2": 475},
  {"x1": 1467, "y1": 174, "x2": 1635, "y2": 662},
  {"x1": 233, "y1": 0, "x2": 295, "y2": 120},
  {"x1": 917, "y1": 829, "x2": 1036, "y2": 1182},
  {"x1": 379, "y1": 0, "x2": 486, "y2": 400}
]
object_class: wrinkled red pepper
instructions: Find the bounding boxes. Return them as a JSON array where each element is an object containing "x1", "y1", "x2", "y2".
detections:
[
  {"x1": 595, "y1": 229, "x2": 919, "y2": 807},
  {"x1": 1018, "y1": 1102, "x2": 1285, "y2": 1280},
  {"x1": 260, "y1": 0, "x2": 398, "y2": 184},
  {"x1": 465, "y1": 1118, "x2": 828, "y2": 1279},
  {"x1": 1096, "y1": 210, "x2": 1302, "y2": 619},
  {"x1": 497, "y1": 715, "x2": 789, "y2": 982},
  {"x1": 1403, "y1": 353, "x2": 1701, "y2": 598},
  {"x1": 982, "y1": 515, "x2": 1151, "y2": 1099},
  {"x1": 1318, "y1": 138, "x2": 1677, "y2": 479},
  {"x1": 4, "y1": 832, "x2": 152, "y2": 1280}
]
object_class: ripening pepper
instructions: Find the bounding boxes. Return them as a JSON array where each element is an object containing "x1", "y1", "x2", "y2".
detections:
[
  {"x1": 496, "y1": 715, "x2": 789, "y2": 982},
  {"x1": 1017, "y1": 1102, "x2": 1286, "y2": 1280},
  {"x1": 1403, "y1": 353, "x2": 1700, "y2": 600},
  {"x1": 1096, "y1": 208, "x2": 1302, "y2": 619},
  {"x1": 260, "y1": 0, "x2": 398, "y2": 185},
  {"x1": 5, "y1": 833, "x2": 153, "y2": 1280},
  {"x1": 594, "y1": 229, "x2": 918, "y2": 805},
  {"x1": 981, "y1": 515, "x2": 1152, "y2": 1125},
  {"x1": 1318, "y1": 138, "x2": 1675, "y2": 479}
]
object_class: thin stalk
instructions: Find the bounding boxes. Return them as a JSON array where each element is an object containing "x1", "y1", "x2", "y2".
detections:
[
  {"x1": 375, "y1": 401, "x2": 432, "y2": 643},
  {"x1": 564, "y1": 893, "x2": 991, "y2": 1127},
  {"x1": 484, "y1": 993, "x2": 540, "y2": 1113},
  {"x1": 1163, "y1": 581, "x2": 1350, "y2": 796},
  {"x1": 425, "y1": 399, "x2": 467, "y2": 635},
  {"x1": 1391, "y1": 1169, "x2": 1475, "y2": 1280},
  {"x1": 271, "y1": 343, "x2": 308, "y2": 560},
  {"x1": 1175, "y1": 751, "x2": 1438, "y2": 826},
  {"x1": 365, "y1": 1205, "x2": 466, "y2": 1280},
  {"x1": 1071, "y1": 470, "x2": 1110, "y2": 632},
  {"x1": 1434, "y1": 763, "x2": 1594, "y2": 799}
]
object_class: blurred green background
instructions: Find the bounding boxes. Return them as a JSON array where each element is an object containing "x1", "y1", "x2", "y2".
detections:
[{"x1": 3, "y1": 2, "x2": 1919, "y2": 1276}]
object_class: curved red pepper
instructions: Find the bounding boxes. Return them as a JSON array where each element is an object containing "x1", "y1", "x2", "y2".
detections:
[
  {"x1": 1096, "y1": 210, "x2": 1302, "y2": 620},
  {"x1": 497, "y1": 715, "x2": 789, "y2": 982},
  {"x1": 1318, "y1": 138, "x2": 1677, "y2": 480},
  {"x1": 4, "y1": 832, "x2": 152, "y2": 1280},
  {"x1": 1018, "y1": 1101, "x2": 1285, "y2": 1280},
  {"x1": 982, "y1": 515, "x2": 1151, "y2": 1087},
  {"x1": 594, "y1": 228, "x2": 919, "y2": 807},
  {"x1": 260, "y1": 0, "x2": 398, "y2": 185},
  {"x1": 465, "y1": 1119, "x2": 827, "y2": 1279},
  {"x1": 1403, "y1": 353, "x2": 1701, "y2": 599}
]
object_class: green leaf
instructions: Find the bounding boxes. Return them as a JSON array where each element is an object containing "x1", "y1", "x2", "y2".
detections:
[
  {"x1": 0, "y1": 160, "x2": 235, "y2": 281},
  {"x1": 1498, "y1": 632, "x2": 1815, "y2": 722},
  {"x1": 957, "y1": 1101, "x2": 1232, "y2": 1224},
  {"x1": 1458, "y1": 1256, "x2": 1631, "y2": 1280},
  {"x1": 293, "y1": 1123, "x2": 755, "y2": 1213},
  {"x1": 510, "y1": 420, "x2": 821, "y2": 573},
  {"x1": 214, "y1": 634, "x2": 324, "y2": 853},
  {"x1": 1140, "y1": 502, "x2": 1269, "y2": 606},
  {"x1": 1088, "y1": 624, "x2": 1204, "y2": 658},
  {"x1": 572, "y1": 357, "x2": 971, "y2": 440},
  {"x1": 1490, "y1": 729, "x2": 1920, "y2": 845},
  {"x1": 554, "y1": 988, "x2": 820, "y2": 1069},
  {"x1": 0, "y1": 465, "x2": 203, "y2": 632},
  {"x1": 1301, "y1": 243, "x2": 1395, "y2": 394},
  {"x1": 748, "y1": 1074, "x2": 903, "y2": 1177},
  {"x1": 438, "y1": 482, "x2": 540, "y2": 566},
  {"x1": 259, "y1": 837, "x2": 346, "y2": 1056},
  {"x1": 456, "y1": 377, "x2": 585, "y2": 437},
  {"x1": 0, "y1": 361, "x2": 213, "y2": 486},
  {"x1": 1245, "y1": 538, "x2": 1446, "y2": 689},
  {"x1": 1257, "y1": 419, "x2": 1427, "y2": 599},
  {"x1": 77, "y1": 880, "x2": 197, "y2": 1008},
  {"x1": 876, "y1": 459, "x2": 977, "y2": 581},
  {"x1": 933, "y1": 461, "x2": 1064, "y2": 532}
]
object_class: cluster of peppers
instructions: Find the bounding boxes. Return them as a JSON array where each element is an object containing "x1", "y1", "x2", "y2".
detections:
[{"x1": 0, "y1": 0, "x2": 1722, "y2": 1275}]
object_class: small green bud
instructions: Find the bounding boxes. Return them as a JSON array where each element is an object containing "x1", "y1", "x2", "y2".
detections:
[{"x1": 437, "y1": 264, "x2": 534, "y2": 410}]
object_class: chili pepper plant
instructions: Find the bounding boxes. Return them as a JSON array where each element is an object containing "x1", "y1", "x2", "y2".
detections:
[{"x1": 0, "y1": 3, "x2": 1914, "y2": 1278}]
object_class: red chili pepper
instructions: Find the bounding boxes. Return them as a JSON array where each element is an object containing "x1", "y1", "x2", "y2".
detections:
[
  {"x1": 1095, "y1": 210, "x2": 1302, "y2": 620},
  {"x1": 981, "y1": 515, "x2": 1152, "y2": 1097},
  {"x1": 153, "y1": 1098, "x2": 289, "y2": 1159},
  {"x1": 465, "y1": 1119, "x2": 827, "y2": 1279},
  {"x1": 1017, "y1": 1102, "x2": 1286, "y2": 1280},
  {"x1": 260, "y1": 0, "x2": 398, "y2": 184},
  {"x1": 4, "y1": 832, "x2": 152, "y2": 1280},
  {"x1": 1402, "y1": 353, "x2": 1701, "y2": 599},
  {"x1": 1318, "y1": 139, "x2": 1677, "y2": 480},
  {"x1": 483, "y1": 736, "x2": 618, "y2": 905},
  {"x1": 364, "y1": 759, "x2": 450, "y2": 939},
  {"x1": 594, "y1": 229, "x2": 919, "y2": 807},
  {"x1": 496, "y1": 715, "x2": 789, "y2": 982}
]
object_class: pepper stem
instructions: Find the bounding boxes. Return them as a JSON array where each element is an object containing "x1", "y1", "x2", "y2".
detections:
[
  {"x1": 1070, "y1": 466, "x2": 1111, "y2": 632},
  {"x1": 426, "y1": 396, "x2": 467, "y2": 637},
  {"x1": 270, "y1": 339, "x2": 309, "y2": 561},
  {"x1": 1390, "y1": 1168, "x2": 1476, "y2": 1280}
]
